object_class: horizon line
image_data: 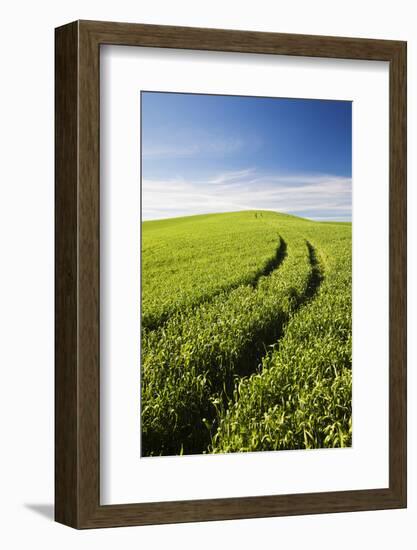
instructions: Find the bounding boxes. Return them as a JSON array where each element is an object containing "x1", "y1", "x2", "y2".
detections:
[{"x1": 141, "y1": 209, "x2": 352, "y2": 224}]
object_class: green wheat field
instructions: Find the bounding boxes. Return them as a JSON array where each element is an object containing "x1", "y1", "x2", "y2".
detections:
[{"x1": 141, "y1": 210, "x2": 352, "y2": 457}]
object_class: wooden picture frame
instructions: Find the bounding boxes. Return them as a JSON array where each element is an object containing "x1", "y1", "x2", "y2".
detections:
[{"x1": 55, "y1": 20, "x2": 407, "y2": 528}]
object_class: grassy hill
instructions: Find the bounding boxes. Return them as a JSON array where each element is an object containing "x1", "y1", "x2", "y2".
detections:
[{"x1": 141, "y1": 210, "x2": 352, "y2": 456}]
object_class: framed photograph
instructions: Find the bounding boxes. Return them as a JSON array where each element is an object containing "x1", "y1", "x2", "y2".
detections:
[{"x1": 55, "y1": 20, "x2": 407, "y2": 528}]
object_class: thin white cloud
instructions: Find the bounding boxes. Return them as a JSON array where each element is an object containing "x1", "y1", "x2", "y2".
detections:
[
  {"x1": 142, "y1": 169, "x2": 352, "y2": 221},
  {"x1": 142, "y1": 136, "x2": 245, "y2": 159},
  {"x1": 207, "y1": 168, "x2": 256, "y2": 185}
]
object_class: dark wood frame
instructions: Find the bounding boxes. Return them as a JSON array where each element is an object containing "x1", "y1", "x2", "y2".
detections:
[{"x1": 55, "y1": 20, "x2": 407, "y2": 529}]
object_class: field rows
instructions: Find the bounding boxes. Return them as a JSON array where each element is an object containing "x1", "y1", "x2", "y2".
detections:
[
  {"x1": 141, "y1": 211, "x2": 352, "y2": 456},
  {"x1": 212, "y1": 229, "x2": 352, "y2": 452},
  {"x1": 142, "y1": 212, "x2": 287, "y2": 330}
]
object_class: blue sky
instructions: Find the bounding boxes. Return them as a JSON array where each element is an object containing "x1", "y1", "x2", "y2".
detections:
[{"x1": 141, "y1": 92, "x2": 352, "y2": 221}]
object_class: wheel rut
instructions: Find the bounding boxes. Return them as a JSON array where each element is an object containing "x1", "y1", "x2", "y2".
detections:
[
  {"x1": 143, "y1": 236, "x2": 287, "y2": 332},
  {"x1": 189, "y1": 240, "x2": 325, "y2": 455}
]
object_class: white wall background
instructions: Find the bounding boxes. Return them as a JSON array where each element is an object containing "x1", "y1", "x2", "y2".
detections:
[{"x1": 0, "y1": 0, "x2": 415, "y2": 547}]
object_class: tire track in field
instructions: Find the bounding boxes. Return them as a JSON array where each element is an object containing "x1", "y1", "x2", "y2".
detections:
[
  {"x1": 301, "y1": 241, "x2": 324, "y2": 304},
  {"x1": 207, "y1": 240, "x2": 324, "y2": 448},
  {"x1": 142, "y1": 238, "x2": 323, "y2": 457},
  {"x1": 143, "y1": 236, "x2": 287, "y2": 331},
  {"x1": 141, "y1": 237, "x2": 289, "y2": 457},
  {"x1": 227, "y1": 240, "x2": 323, "y2": 380},
  {"x1": 250, "y1": 236, "x2": 287, "y2": 287}
]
